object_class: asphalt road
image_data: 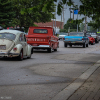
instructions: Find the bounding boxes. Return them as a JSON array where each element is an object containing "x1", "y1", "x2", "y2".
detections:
[{"x1": 0, "y1": 41, "x2": 100, "y2": 100}]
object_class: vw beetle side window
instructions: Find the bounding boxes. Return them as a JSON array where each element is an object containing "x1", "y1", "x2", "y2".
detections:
[
  {"x1": 24, "y1": 35, "x2": 26, "y2": 42},
  {"x1": 19, "y1": 34, "x2": 24, "y2": 41}
]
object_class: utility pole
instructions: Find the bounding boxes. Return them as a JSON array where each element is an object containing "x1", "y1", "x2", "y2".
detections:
[
  {"x1": 55, "y1": 6, "x2": 57, "y2": 33},
  {"x1": 63, "y1": 5, "x2": 64, "y2": 29},
  {"x1": 60, "y1": 12, "x2": 62, "y2": 29},
  {"x1": 70, "y1": 6, "x2": 71, "y2": 20},
  {"x1": 77, "y1": 5, "x2": 78, "y2": 32},
  {"x1": 73, "y1": 9, "x2": 74, "y2": 20},
  {"x1": 84, "y1": 15, "x2": 87, "y2": 33}
]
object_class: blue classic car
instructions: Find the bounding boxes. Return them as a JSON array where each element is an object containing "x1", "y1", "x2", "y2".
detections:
[{"x1": 64, "y1": 32, "x2": 89, "y2": 48}]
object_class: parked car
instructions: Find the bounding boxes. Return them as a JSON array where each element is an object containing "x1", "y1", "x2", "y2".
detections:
[
  {"x1": 64, "y1": 32, "x2": 89, "y2": 48},
  {"x1": 26, "y1": 27, "x2": 59, "y2": 53},
  {"x1": 97, "y1": 32, "x2": 100, "y2": 41},
  {"x1": 0, "y1": 30, "x2": 33, "y2": 60},
  {"x1": 58, "y1": 32, "x2": 68, "y2": 40},
  {"x1": 86, "y1": 32, "x2": 99, "y2": 43},
  {"x1": 86, "y1": 35, "x2": 95, "y2": 45}
]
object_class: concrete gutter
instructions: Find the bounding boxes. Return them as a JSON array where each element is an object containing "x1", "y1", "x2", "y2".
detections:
[{"x1": 51, "y1": 60, "x2": 100, "y2": 100}]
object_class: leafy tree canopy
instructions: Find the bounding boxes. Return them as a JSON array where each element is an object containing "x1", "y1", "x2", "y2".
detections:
[
  {"x1": 0, "y1": 0, "x2": 15, "y2": 28},
  {"x1": 6, "y1": 0, "x2": 100, "y2": 30},
  {"x1": 9, "y1": 0, "x2": 56, "y2": 32},
  {"x1": 76, "y1": 0, "x2": 100, "y2": 29}
]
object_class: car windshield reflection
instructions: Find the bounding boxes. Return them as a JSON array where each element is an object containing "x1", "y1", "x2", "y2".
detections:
[
  {"x1": 69, "y1": 33, "x2": 84, "y2": 36},
  {"x1": 0, "y1": 33, "x2": 16, "y2": 40}
]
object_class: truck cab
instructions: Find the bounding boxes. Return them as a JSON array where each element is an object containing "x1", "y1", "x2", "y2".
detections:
[{"x1": 26, "y1": 27, "x2": 59, "y2": 52}]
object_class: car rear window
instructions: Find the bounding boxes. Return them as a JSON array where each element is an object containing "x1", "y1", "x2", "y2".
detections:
[
  {"x1": 0, "y1": 33, "x2": 16, "y2": 40},
  {"x1": 33, "y1": 29, "x2": 48, "y2": 33},
  {"x1": 69, "y1": 33, "x2": 84, "y2": 36}
]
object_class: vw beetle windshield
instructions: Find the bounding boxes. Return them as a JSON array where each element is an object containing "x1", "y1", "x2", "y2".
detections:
[
  {"x1": 69, "y1": 33, "x2": 84, "y2": 36},
  {"x1": 0, "y1": 33, "x2": 16, "y2": 40}
]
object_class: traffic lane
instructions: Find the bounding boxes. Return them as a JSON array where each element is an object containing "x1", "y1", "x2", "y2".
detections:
[
  {"x1": 0, "y1": 55, "x2": 98, "y2": 86},
  {"x1": 0, "y1": 41, "x2": 100, "y2": 86},
  {"x1": 0, "y1": 41, "x2": 100, "y2": 100},
  {"x1": 0, "y1": 56, "x2": 91, "y2": 85},
  {"x1": 0, "y1": 83, "x2": 69, "y2": 100},
  {"x1": 56, "y1": 40, "x2": 100, "y2": 54}
]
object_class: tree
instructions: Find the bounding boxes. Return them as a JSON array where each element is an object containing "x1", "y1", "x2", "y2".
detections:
[
  {"x1": 10, "y1": 0, "x2": 55, "y2": 32},
  {"x1": 0, "y1": 0, "x2": 16, "y2": 28},
  {"x1": 64, "y1": 18, "x2": 77, "y2": 30},
  {"x1": 78, "y1": 0, "x2": 100, "y2": 29}
]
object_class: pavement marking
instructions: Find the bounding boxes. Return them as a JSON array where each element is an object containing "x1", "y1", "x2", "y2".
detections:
[{"x1": 51, "y1": 60, "x2": 100, "y2": 100}]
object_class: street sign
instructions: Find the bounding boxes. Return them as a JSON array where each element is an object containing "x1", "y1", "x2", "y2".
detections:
[{"x1": 74, "y1": 10, "x2": 78, "y2": 14}]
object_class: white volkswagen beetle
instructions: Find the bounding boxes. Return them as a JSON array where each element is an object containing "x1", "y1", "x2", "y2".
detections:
[{"x1": 0, "y1": 29, "x2": 33, "y2": 60}]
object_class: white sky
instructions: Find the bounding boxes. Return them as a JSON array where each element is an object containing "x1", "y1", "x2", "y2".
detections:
[{"x1": 55, "y1": 0, "x2": 92, "y2": 24}]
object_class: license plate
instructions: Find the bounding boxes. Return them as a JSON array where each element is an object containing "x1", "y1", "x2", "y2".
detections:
[
  {"x1": 0, "y1": 45, "x2": 6, "y2": 50},
  {"x1": 71, "y1": 42, "x2": 75, "y2": 43}
]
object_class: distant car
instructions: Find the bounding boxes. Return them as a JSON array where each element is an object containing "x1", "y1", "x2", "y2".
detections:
[
  {"x1": 86, "y1": 35, "x2": 95, "y2": 45},
  {"x1": 64, "y1": 32, "x2": 89, "y2": 48},
  {"x1": 97, "y1": 32, "x2": 100, "y2": 41},
  {"x1": 86, "y1": 32, "x2": 99, "y2": 43},
  {"x1": 58, "y1": 33, "x2": 68, "y2": 40},
  {"x1": 0, "y1": 30, "x2": 33, "y2": 60}
]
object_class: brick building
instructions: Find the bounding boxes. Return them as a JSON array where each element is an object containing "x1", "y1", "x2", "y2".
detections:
[{"x1": 34, "y1": 20, "x2": 64, "y2": 33}]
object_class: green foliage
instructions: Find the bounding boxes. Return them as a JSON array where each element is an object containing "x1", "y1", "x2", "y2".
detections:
[
  {"x1": 60, "y1": 29, "x2": 68, "y2": 32},
  {"x1": 70, "y1": 29, "x2": 77, "y2": 32},
  {"x1": 0, "y1": 0, "x2": 16, "y2": 28},
  {"x1": 77, "y1": 0, "x2": 100, "y2": 29},
  {"x1": 64, "y1": 18, "x2": 77, "y2": 30},
  {"x1": 80, "y1": 23, "x2": 84, "y2": 32},
  {"x1": 57, "y1": 0, "x2": 73, "y2": 15},
  {"x1": 10, "y1": 0, "x2": 55, "y2": 31}
]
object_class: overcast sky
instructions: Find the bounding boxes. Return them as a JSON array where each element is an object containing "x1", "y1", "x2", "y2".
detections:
[{"x1": 55, "y1": 0, "x2": 92, "y2": 24}]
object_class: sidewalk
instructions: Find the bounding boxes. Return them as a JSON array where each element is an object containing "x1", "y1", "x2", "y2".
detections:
[
  {"x1": 51, "y1": 60, "x2": 100, "y2": 100},
  {"x1": 68, "y1": 65, "x2": 100, "y2": 100}
]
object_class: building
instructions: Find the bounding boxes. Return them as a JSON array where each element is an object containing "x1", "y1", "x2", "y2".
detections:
[{"x1": 34, "y1": 20, "x2": 64, "y2": 33}]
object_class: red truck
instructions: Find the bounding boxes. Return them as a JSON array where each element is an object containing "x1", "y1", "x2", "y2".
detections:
[{"x1": 26, "y1": 27, "x2": 59, "y2": 53}]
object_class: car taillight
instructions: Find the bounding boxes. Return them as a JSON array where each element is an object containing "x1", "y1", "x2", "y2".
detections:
[
  {"x1": 82, "y1": 38, "x2": 84, "y2": 40},
  {"x1": 13, "y1": 47, "x2": 17, "y2": 51}
]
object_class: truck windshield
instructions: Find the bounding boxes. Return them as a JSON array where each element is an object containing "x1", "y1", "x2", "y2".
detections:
[
  {"x1": 34, "y1": 29, "x2": 48, "y2": 33},
  {"x1": 0, "y1": 33, "x2": 16, "y2": 40},
  {"x1": 69, "y1": 33, "x2": 84, "y2": 36}
]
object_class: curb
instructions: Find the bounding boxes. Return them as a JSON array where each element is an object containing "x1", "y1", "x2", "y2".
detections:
[{"x1": 51, "y1": 60, "x2": 100, "y2": 100}]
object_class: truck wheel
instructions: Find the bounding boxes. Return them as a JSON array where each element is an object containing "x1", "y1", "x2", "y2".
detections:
[
  {"x1": 83, "y1": 43, "x2": 86, "y2": 48},
  {"x1": 54, "y1": 48, "x2": 57, "y2": 51},
  {"x1": 64, "y1": 43, "x2": 67, "y2": 47},
  {"x1": 86, "y1": 43, "x2": 88, "y2": 47},
  {"x1": 69, "y1": 44, "x2": 72, "y2": 47},
  {"x1": 18, "y1": 50, "x2": 23, "y2": 61},
  {"x1": 47, "y1": 48, "x2": 52, "y2": 53}
]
